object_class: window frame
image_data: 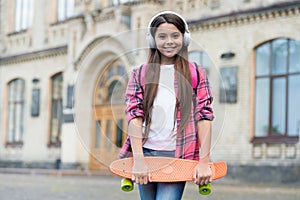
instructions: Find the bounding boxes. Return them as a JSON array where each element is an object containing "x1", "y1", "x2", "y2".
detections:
[
  {"x1": 48, "y1": 72, "x2": 63, "y2": 147},
  {"x1": 252, "y1": 38, "x2": 300, "y2": 144},
  {"x1": 6, "y1": 78, "x2": 25, "y2": 147},
  {"x1": 14, "y1": 0, "x2": 34, "y2": 32},
  {"x1": 57, "y1": 0, "x2": 74, "y2": 22}
]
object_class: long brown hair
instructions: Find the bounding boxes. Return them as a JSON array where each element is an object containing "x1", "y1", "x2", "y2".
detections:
[{"x1": 143, "y1": 13, "x2": 192, "y2": 138}]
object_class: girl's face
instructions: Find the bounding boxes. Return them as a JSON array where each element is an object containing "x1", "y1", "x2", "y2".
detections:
[{"x1": 154, "y1": 23, "x2": 183, "y2": 64}]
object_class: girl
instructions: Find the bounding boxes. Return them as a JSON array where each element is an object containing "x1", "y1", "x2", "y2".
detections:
[{"x1": 119, "y1": 11, "x2": 214, "y2": 200}]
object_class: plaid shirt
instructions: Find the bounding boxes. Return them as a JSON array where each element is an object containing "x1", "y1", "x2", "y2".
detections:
[{"x1": 119, "y1": 62, "x2": 214, "y2": 160}]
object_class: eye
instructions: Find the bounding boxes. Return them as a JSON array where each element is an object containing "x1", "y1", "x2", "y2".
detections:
[
  {"x1": 172, "y1": 33, "x2": 180, "y2": 39},
  {"x1": 158, "y1": 34, "x2": 166, "y2": 39}
]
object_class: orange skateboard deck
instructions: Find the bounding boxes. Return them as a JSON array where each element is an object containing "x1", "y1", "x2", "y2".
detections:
[{"x1": 110, "y1": 157, "x2": 227, "y2": 195}]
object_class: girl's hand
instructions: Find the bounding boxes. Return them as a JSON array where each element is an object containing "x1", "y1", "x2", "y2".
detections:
[
  {"x1": 132, "y1": 155, "x2": 150, "y2": 185},
  {"x1": 194, "y1": 162, "x2": 212, "y2": 185}
]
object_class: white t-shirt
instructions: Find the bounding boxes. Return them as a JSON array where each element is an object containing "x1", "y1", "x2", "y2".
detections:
[{"x1": 143, "y1": 64, "x2": 177, "y2": 151}]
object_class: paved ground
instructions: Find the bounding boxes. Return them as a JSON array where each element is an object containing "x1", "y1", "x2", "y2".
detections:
[{"x1": 0, "y1": 172, "x2": 299, "y2": 200}]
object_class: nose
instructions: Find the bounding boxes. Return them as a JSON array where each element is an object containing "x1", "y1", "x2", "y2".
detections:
[{"x1": 166, "y1": 36, "x2": 174, "y2": 45}]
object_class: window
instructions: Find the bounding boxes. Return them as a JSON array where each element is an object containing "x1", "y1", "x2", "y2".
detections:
[
  {"x1": 94, "y1": 61, "x2": 127, "y2": 105},
  {"x1": 189, "y1": 51, "x2": 212, "y2": 73},
  {"x1": 116, "y1": 119, "x2": 124, "y2": 147},
  {"x1": 49, "y1": 73, "x2": 63, "y2": 146},
  {"x1": 57, "y1": 0, "x2": 74, "y2": 21},
  {"x1": 14, "y1": 0, "x2": 34, "y2": 31},
  {"x1": 253, "y1": 38, "x2": 300, "y2": 143},
  {"x1": 7, "y1": 79, "x2": 25, "y2": 146},
  {"x1": 220, "y1": 67, "x2": 238, "y2": 103}
]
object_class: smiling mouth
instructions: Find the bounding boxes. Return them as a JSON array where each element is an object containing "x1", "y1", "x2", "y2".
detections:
[{"x1": 164, "y1": 47, "x2": 176, "y2": 51}]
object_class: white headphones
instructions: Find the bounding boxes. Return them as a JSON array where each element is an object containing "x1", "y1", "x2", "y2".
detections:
[{"x1": 146, "y1": 11, "x2": 191, "y2": 48}]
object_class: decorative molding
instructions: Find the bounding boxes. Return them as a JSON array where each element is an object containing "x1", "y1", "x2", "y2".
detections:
[
  {"x1": 189, "y1": 1, "x2": 300, "y2": 31},
  {"x1": 93, "y1": 9, "x2": 116, "y2": 23},
  {"x1": 252, "y1": 143, "x2": 264, "y2": 159},
  {"x1": 50, "y1": 14, "x2": 85, "y2": 27},
  {"x1": 0, "y1": 45, "x2": 68, "y2": 65},
  {"x1": 73, "y1": 36, "x2": 109, "y2": 69}
]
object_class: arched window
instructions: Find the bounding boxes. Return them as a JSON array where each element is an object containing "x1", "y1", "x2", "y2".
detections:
[
  {"x1": 253, "y1": 38, "x2": 300, "y2": 143},
  {"x1": 7, "y1": 78, "x2": 25, "y2": 146},
  {"x1": 94, "y1": 61, "x2": 127, "y2": 105},
  {"x1": 49, "y1": 72, "x2": 63, "y2": 146}
]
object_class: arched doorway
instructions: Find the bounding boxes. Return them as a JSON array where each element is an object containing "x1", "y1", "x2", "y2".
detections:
[{"x1": 90, "y1": 60, "x2": 128, "y2": 170}]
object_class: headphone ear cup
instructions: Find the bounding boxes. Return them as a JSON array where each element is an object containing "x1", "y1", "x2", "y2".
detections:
[
  {"x1": 146, "y1": 32, "x2": 156, "y2": 48},
  {"x1": 183, "y1": 32, "x2": 190, "y2": 47}
]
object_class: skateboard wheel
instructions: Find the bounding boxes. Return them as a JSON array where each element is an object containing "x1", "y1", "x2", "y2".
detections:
[
  {"x1": 121, "y1": 178, "x2": 134, "y2": 192},
  {"x1": 199, "y1": 183, "x2": 211, "y2": 195}
]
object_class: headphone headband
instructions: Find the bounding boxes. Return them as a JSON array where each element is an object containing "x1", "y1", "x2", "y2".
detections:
[{"x1": 146, "y1": 11, "x2": 190, "y2": 48}]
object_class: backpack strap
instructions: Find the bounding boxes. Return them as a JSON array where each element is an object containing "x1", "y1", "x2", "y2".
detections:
[
  {"x1": 189, "y1": 62, "x2": 200, "y2": 90},
  {"x1": 189, "y1": 62, "x2": 200, "y2": 118},
  {"x1": 138, "y1": 64, "x2": 146, "y2": 94}
]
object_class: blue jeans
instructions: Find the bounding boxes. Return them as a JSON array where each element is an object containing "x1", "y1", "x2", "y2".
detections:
[{"x1": 138, "y1": 148, "x2": 186, "y2": 200}]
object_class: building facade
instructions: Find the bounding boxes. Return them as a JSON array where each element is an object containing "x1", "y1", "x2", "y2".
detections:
[{"x1": 0, "y1": 0, "x2": 300, "y2": 181}]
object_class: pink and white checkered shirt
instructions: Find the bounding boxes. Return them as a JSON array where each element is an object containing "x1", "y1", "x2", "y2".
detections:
[{"x1": 119, "y1": 62, "x2": 214, "y2": 160}]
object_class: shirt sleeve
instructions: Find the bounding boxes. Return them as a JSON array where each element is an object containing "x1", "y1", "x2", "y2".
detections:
[
  {"x1": 125, "y1": 67, "x2": 144, "y2": 124},
  {"x1": 194, "y1": 66, "x2": 214, "y2": 121}
]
